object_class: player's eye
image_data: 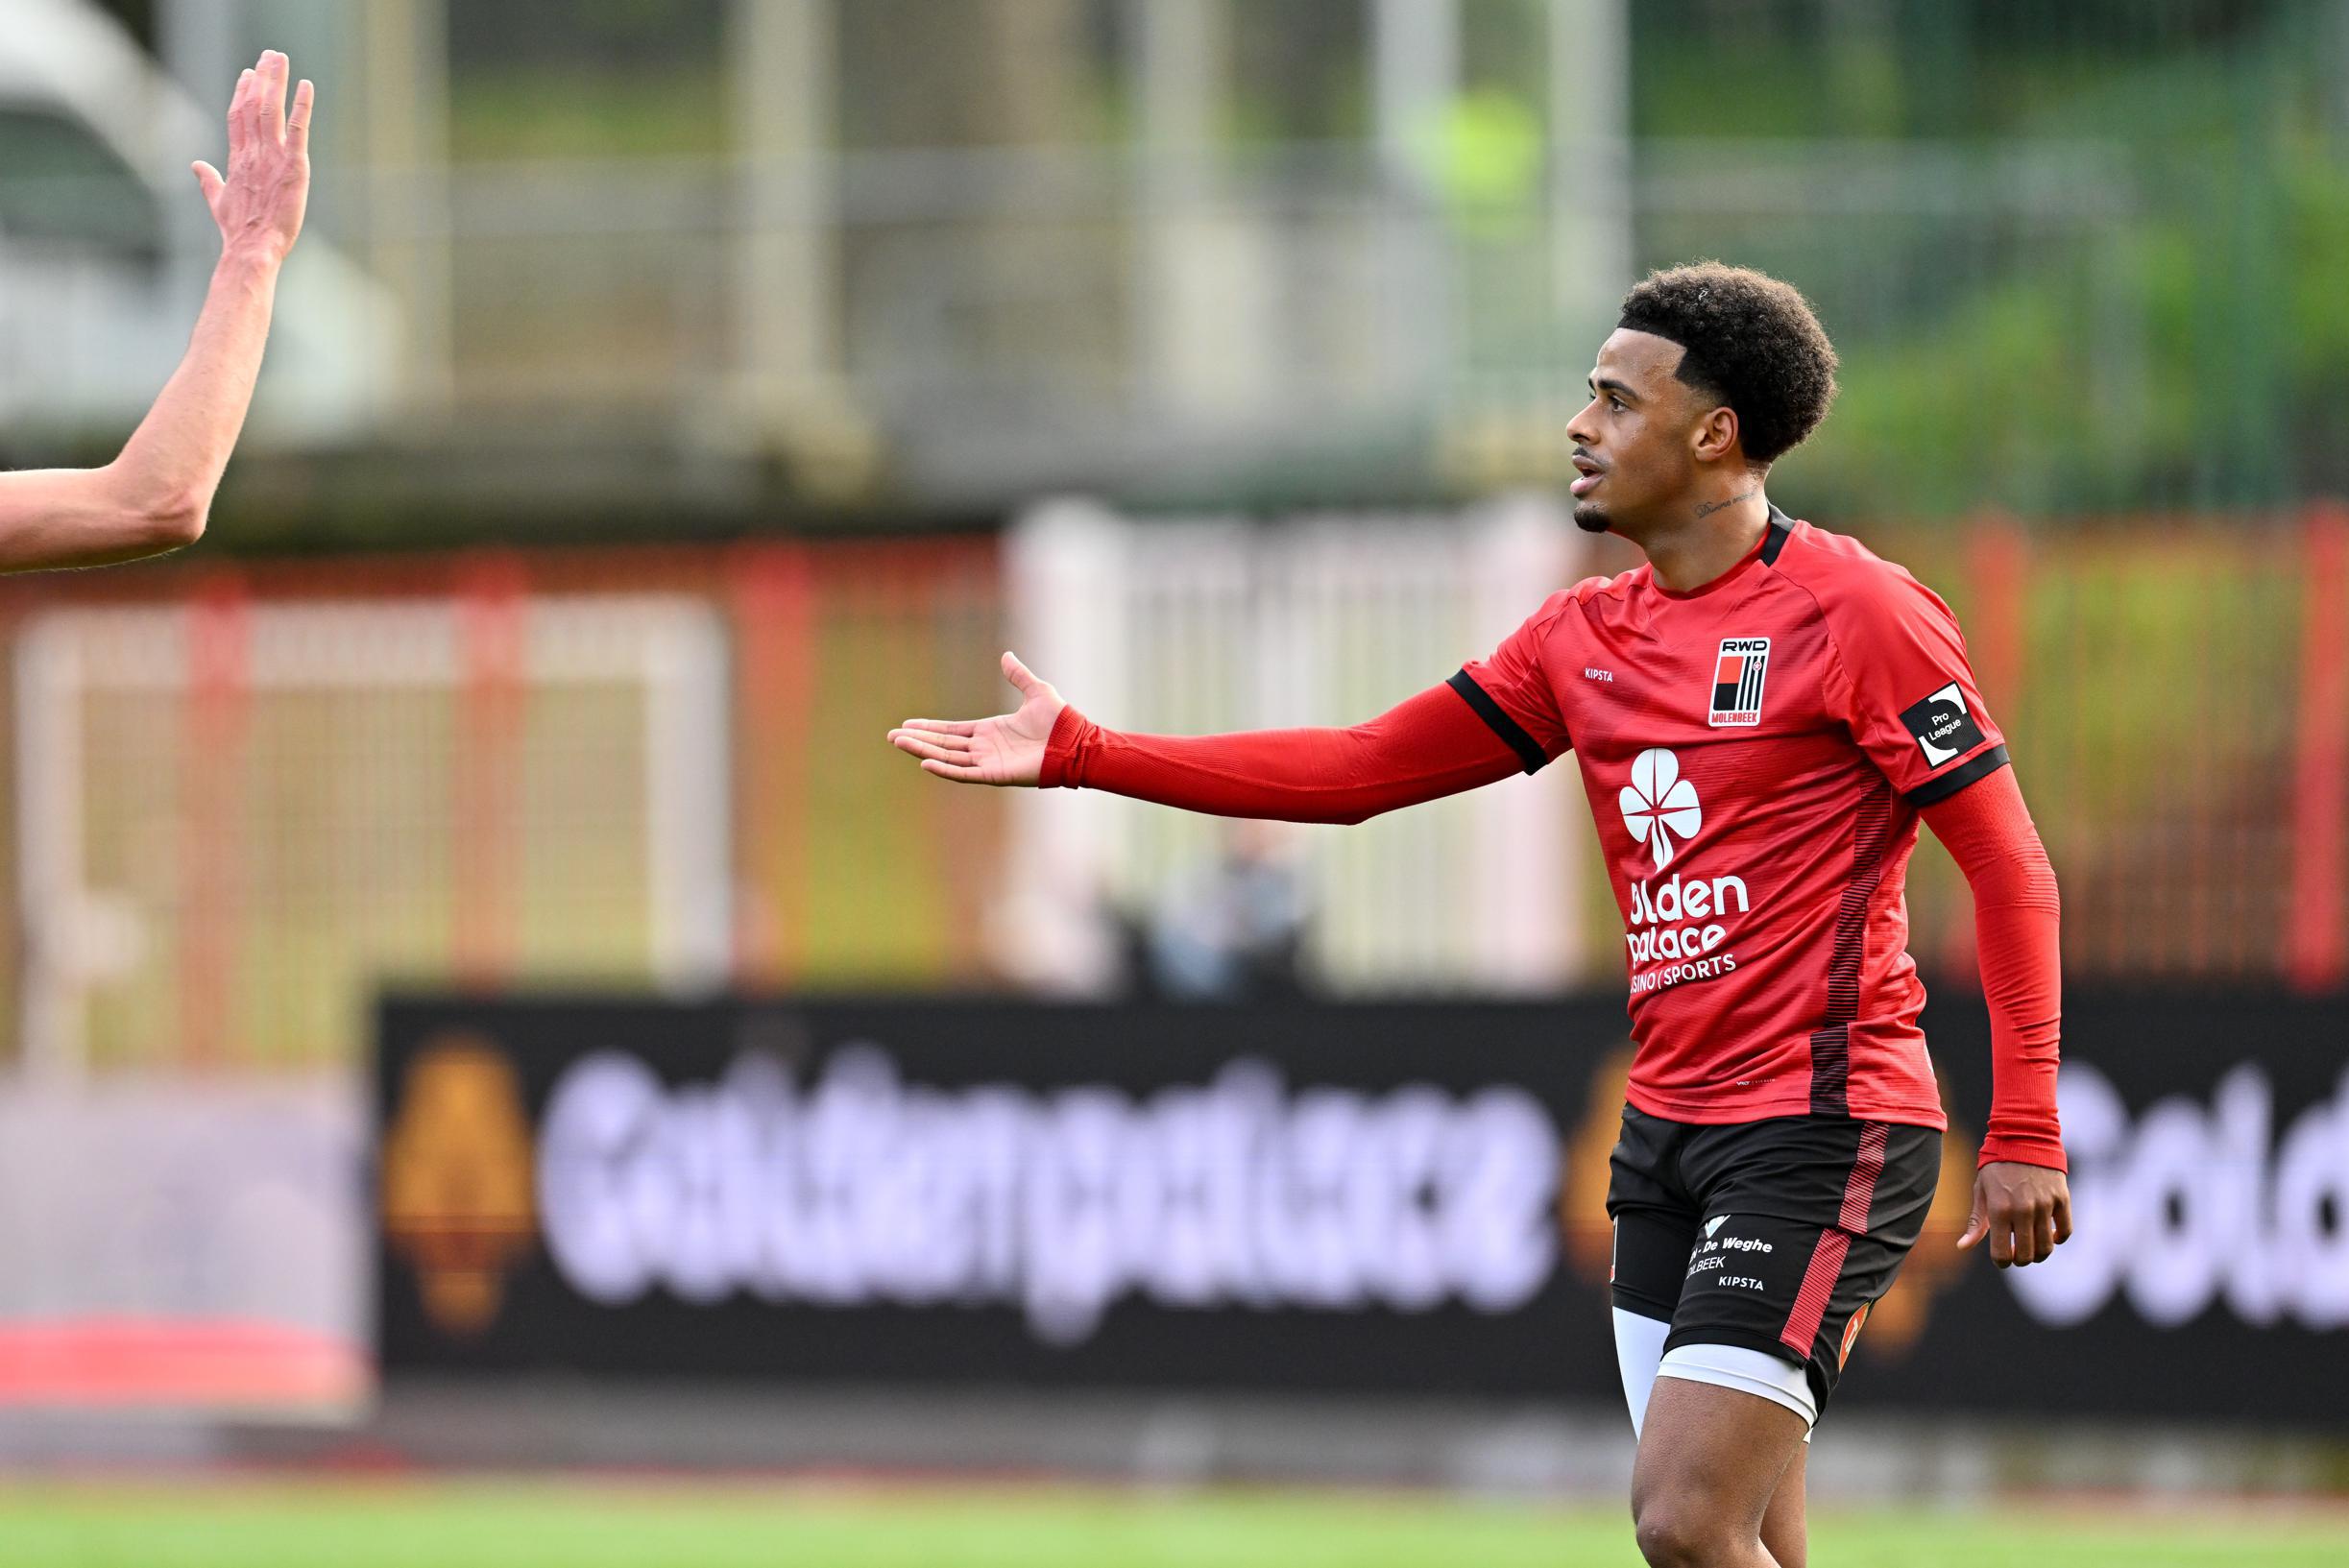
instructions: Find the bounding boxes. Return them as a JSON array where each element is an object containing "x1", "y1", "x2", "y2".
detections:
[{"x1": 1609, "y1": 396, "x2": 1628, "y2": 413}]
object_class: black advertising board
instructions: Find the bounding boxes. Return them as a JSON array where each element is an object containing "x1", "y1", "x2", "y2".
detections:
[
  {"x1": 377, "y1": 997, "x2": 1607, "y2": 1396},
  {"x1": 376, "y1": 991, "x2": 2347, "y2": 1424},
  {"x1": 1853, "y1": 988, "x2": 2349, "y2": 1426}
]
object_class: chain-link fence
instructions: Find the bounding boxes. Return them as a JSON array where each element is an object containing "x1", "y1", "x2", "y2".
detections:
[{"x1": 4, "y1": 510, "x2": 2342, "y2": 1073}]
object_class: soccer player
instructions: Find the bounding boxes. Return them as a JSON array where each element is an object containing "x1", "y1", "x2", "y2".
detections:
[
  {"x1": 888, "y1": 262, "x2": 2067, "y2": 1568},
  {"x1": 0, "y1": 52, "x2": 312, "y2": 570}
]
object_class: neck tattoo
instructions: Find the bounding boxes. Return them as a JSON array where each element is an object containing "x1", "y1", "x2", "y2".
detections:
[{"x1": 1692, "y1": 488, "x2": 1758, "y2": 521}]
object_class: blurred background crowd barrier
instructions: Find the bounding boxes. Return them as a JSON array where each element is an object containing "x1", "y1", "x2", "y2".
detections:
[
  {"x1": 1, "y1": 0, "x2": 2347, "y2": 1490},
  {"x1": 0, "y1": 503, "x2": 2340, "y2": 1089}
]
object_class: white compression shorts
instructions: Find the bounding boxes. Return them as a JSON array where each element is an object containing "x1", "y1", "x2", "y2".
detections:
[{"x1": 1612, "y1": 1307, "x2": 1818, "y2": 1438}]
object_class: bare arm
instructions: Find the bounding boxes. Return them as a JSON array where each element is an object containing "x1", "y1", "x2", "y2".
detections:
[{"x1": 0, "y1": 51, "x2": 313, "y2": 573}]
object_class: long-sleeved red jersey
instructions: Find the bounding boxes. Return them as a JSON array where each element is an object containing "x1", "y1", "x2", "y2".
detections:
[{"x1": 1044, "y1": 510, "x2": 2064, "y2": 1170}]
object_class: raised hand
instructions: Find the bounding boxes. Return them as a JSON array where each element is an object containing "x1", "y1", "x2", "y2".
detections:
[
  {"x1": 887, "y1": 652, "x2": 1069, "y2": 786},
  {"x1": 192, "y1": 50, "x2": 313, "y2": 265},
  {"x1": 1957, "y1": 1160, "x2": 2072, "y2": 1267}
]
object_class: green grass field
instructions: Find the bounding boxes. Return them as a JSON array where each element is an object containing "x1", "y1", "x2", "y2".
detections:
[{"x1": 3, "y1": 1483, "x2": 2343, "y2": 1568}]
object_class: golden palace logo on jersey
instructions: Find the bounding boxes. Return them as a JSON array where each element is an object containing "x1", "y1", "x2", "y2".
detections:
[
  {"x1": 1626, "y1": 869, "x2": 1751, "y2": 953},
  {"x1": 1618, "y1": 747, "x2": 1703, "y2": 872},
  {"x1": 1619, "y1": 749, "x2": 1748, "y2": 995}
]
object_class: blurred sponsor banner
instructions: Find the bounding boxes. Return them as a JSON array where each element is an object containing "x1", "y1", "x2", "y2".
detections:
[
  {"x1": 377, "y1": 993, "x2": 2349, "y2": 1422},
  {"x1": 377, "y1": 997, "x2": 1581, "y2": 1395},
  {"x1": 1860, "y1": 990, "x2": 2349, "y2": 1427}
]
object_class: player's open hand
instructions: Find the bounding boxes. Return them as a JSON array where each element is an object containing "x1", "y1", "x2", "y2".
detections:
[
  {"x1": 1957, "y1": 1160, "x2": 2072, "y2": 1267},
  {"x1": 193, "y1": 50, "x2": 313, "y2": 265},
  {"x1": 887, "y1": 652, "x2": 1068, "y2": 786}
]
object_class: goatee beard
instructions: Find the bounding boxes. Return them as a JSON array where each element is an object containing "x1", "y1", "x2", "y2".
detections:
[{"x1": 1572, "y1": 502, "x2": 1611, "y2": 534}]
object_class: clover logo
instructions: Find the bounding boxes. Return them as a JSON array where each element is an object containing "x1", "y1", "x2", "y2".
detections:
[{"x1": 1619, "y1": 748, "x2": 1701, "y2": 872}]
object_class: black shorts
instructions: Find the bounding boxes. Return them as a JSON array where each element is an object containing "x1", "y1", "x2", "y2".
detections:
[{"x1": 1606, "y1": 1104, "x2": 1940, "y2": 1416}]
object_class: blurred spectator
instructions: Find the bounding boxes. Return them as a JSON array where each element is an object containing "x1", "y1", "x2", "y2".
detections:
[{"x1": 1135, "y1": 820, "x2": 1313, "y2": 1002}]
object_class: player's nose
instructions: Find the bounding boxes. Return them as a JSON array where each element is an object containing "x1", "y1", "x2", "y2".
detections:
[{"x1": 1565, "y1": 399, "x2": 1604, "y2": 450}]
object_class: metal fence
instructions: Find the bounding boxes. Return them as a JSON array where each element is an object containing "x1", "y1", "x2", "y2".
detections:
[
  {"x1": 0, "y1": 540, "x2": 1004, "y2": 1074},
  {"x1": 3, "y1": 509, "x2": 2344, "y2": 1074},
  {"x1": 1892, "y1": 505, "x2": 2349, "y2": 990}
]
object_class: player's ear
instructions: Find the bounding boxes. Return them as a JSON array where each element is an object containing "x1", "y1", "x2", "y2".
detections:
[{"x1": 1692, "y1": 404, "x2": 1740, "y2": 465}]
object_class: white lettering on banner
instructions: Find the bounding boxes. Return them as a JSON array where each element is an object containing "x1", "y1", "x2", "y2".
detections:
[
  {"x1": 2005, "y1": 1063, "x2": 2349, "y2": 1330},
  {"x1": 536, "y1": 1048, "x2": 1562, "y2": 1345}
]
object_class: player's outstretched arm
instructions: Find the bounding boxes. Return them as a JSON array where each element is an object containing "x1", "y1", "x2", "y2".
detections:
[
  {"x1": 887, "y1": 651, "x2": 1527, "y2": 824},
  {"x1": 0, "y1": 51, "x2": 312, "y2": 573}
]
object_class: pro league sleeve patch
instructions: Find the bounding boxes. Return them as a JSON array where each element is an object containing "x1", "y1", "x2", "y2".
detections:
[{"x1": 1900, "y1": 682, "x2": 1986, "y2": 767}]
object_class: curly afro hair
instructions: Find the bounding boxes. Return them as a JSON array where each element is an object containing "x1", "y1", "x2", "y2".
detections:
[{"x1": 1615, "y1": 262, "x2": 1838, "y2": 468}]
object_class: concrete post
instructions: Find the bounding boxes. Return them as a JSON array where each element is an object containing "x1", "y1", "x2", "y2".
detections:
[
  {"x1": 1131, "y1": 0, "x2": 1271, "y2": 422},
  {"x1": 360, "y1": 0, "x2": 452, "y2": 415},
  {"x1": 1547, "y1": 0, "x2": 1633, "y2": 340},
  {"x1": 1371, "y1": 0, "x2": 1460, "y2": 398},
  {"x1": 730, "y1": 0, "x2": 864, "y2": 489}
]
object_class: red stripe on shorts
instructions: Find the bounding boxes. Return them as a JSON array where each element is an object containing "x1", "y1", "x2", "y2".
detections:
[
  {"x1": 1839, "y1": 1123, "x2": 1889, "y2": 1231},
  {"x1": 1780, "y1": 1231, "x2": 1849, "y2": 1358},
  {"x1": 1781, "y1": 1122, "x2": 1890, "y2": 1358}
]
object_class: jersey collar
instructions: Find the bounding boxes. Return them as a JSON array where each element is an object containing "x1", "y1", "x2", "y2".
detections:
[{"x1": 1650, "y1": 506, "x2": 1797, "y2": 602}]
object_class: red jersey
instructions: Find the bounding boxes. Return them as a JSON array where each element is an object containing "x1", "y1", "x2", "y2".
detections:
[{"x1": 1457, "y1": 511, "x2": 2010, "y2": 1132}]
